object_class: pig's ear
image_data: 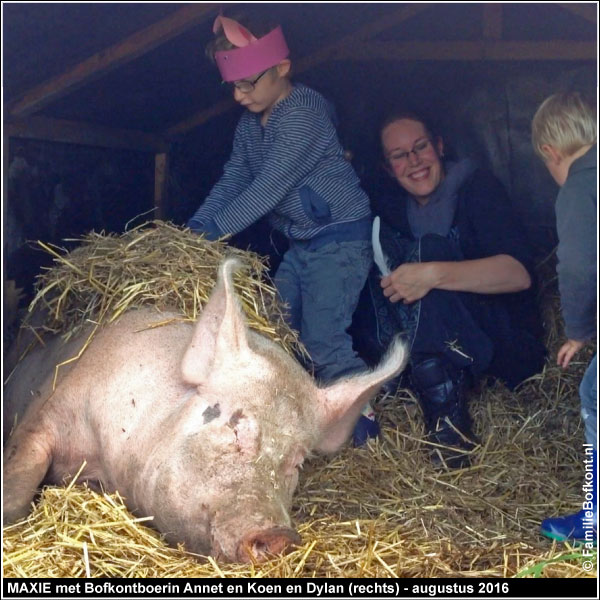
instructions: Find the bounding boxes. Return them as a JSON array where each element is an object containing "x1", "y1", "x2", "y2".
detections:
[
  {"x1": 181, "y1": 258, "x2": 250, "y2": 385},
  {"x1": 313, "y1": 338, "x2": 408, "y2": 454}
]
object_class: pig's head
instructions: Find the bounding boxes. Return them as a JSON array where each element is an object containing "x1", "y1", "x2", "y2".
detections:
[{"x1": 139, "y1": 258, "x2": 407, "y2": 563}]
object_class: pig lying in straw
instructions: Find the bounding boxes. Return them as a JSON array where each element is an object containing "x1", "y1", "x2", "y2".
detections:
[{"x1": 3, "y1": 258, "x2": 407, "y2": 562}]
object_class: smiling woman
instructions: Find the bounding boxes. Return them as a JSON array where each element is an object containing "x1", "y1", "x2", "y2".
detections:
[
  {"x1": 381, "y1": 116, "x2": 445, "y2": 206},
  {"x1": 352, "y1": 109, "x2": 547, "y2": 469}
]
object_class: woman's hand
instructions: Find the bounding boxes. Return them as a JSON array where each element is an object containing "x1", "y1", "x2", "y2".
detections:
[
  {"x1": 557, "y1": 339, "x2": 586, "y2": 369},
  {"x1": 381, "y1": 263, "x2": 438, "y2": 304},
  {"x1": 380, "y1": 255, "x2": 531, "y2": 304}
]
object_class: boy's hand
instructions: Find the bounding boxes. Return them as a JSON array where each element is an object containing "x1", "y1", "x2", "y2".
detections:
[
  {"x1": 557, "y1": 339, "x2": 585, "y2": 369},
  {"x1": 186, "y1": 218, "x2": 223, "y2": 241}
]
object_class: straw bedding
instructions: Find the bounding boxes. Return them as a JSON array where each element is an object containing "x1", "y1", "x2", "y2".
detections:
[
  {"x1": 2, "y1": 222, "x2": 596, "y2": 578},
  {"x1": 17, "y1": 220, "x2": 302, "y2": 356}
]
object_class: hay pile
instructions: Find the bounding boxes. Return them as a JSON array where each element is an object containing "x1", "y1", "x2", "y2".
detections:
[
  {"x1": 20, "y1": 220, "x2": 302, "y2": 356},
  {"x1": 3, "y1": 229, "x2": 596, "y2": 578}
]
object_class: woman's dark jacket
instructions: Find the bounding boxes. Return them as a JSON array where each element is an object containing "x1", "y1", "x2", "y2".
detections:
[{"x1": 352, "y1": 168, "x2": 546, "y2": 390}]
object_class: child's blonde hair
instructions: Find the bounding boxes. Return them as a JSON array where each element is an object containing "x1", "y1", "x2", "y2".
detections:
[{"x1": 531, "y1": 91, "x2": 597, "y2": 160}]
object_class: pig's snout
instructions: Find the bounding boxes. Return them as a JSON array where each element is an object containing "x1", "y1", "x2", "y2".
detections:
[{"x1": 237, "y1": 526, "x2": 301, "y2": 562}]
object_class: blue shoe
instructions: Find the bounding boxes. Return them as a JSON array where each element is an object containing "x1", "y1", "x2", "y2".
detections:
[
  {"x1": 540, "y1": 510, "x2": 597, "y2": 544},
  {"x1": 541, "y1": 449, "x2": 597, "y2": 544},
  {"x1": 353, "y1": 415, "x2": 380, "y2": 447}
]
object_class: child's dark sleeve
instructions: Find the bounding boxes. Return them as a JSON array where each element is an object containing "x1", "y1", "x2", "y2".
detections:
[
  {"x1": 187, "y1": 122, "x2": 253, "y2": 231},
  {"x1": 210, "y1": 107, "x2": 333, "y2": 236},
  {"x1": 556, "y1": 183, "x2": 597, "y2": 341}
]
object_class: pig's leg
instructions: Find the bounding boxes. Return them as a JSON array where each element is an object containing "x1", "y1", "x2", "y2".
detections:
[{"x1": 3, "y1": 428, "x2": 53, "y2": 524}]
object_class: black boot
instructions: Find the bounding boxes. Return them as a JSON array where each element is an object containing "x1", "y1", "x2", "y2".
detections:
[{"x1": 411, "y1": 356, "x2": 478, "y2": 469}]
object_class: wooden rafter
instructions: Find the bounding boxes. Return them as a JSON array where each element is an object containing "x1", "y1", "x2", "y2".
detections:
[
  {"x1": 558, "y1": 2, "x2": 597, "y2": 24},
  {"x1": 166, "y1": 3, "x2": 431, "y2": 137},
  {"x1": 7, "y1": 4, "x2": 220, "y2": 119},
  {"x1": 5, "y1": 116, "x2": 169, "y2": 153},
  {"x1": 482, "y1": 4, "x2": 503, "y2": 40},
  {"x1": 154, "y1": 153, "x2": 170, "y2": 219},
  {"x1": 294, "y1": 3, "x2": 430, "y2": 72},
  {"x1": 339, "y1": 40, "x2": 597, "y2": 62},
  {"x1": 5, "y1": 2, "x2": 597, "y2": 142},
  {"x1": 166, "y1": 98, "x2": 233, "y2": 138}
]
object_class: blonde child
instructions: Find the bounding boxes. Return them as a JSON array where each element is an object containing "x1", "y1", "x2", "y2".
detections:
[{"x1": 532, "y1": 91, "x2": 597, "y2": 542}]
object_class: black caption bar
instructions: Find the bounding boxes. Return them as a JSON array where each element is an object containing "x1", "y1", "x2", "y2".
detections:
[{"x1": 2, "y1": 577, "x2": 597, "y2": 600}]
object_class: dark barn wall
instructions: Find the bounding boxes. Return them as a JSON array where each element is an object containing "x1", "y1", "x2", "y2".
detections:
[
  {"x1": 326, "y1": 59, "x2": 596, "y2": 257},
  {"x1": 5, "y1": 142, "x2": 154, "y2": 296},
  {"x1": 169, "y1": 59, "x2": 596, "y2": 264}
]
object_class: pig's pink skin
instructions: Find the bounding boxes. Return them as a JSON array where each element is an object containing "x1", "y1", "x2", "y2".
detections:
[{"x1": 3, "y1": 259, "x2": 407, "y2": 562}]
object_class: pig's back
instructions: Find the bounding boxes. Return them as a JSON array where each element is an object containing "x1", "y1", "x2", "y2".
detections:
[
  {"x1": 3, "y1": 309, "x2": 195, "y2": 487},
  {"x1": 3, "y1": 325, "x2": 92, "y2": 439},
  {"x1": 69, "y1": 308, "x2": 194, "y2": 439}
]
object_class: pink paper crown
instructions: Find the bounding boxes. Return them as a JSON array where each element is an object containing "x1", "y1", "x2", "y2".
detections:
[{"x1": 213, "y1": 15, "x2": 289, "y2": 82}]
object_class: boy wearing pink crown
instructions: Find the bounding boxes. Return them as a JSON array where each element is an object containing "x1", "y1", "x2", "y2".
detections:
[{"x1": 187, "y1": 15, "x2": 378, "y2": 446}]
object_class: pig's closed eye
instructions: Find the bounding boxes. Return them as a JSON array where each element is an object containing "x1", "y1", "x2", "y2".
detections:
[{"x1": 285, "y1": 449, "x2": 306, "y2": 476}]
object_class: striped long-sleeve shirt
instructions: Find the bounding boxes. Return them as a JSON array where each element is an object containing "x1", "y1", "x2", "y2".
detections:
[{"x1": 187, "y1": 84, "x2": 371, "y2": 241}]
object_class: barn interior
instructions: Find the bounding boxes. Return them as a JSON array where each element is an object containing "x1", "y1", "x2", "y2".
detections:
[
  {"x1": 3, "y1": 2, "x2": 597, "y2": 298},
  {"x1": 2, "y1": 1, "x2": 598, "y2": 580}
]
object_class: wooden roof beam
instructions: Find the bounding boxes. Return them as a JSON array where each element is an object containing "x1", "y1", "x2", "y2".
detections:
[
  {"x1": 165, "y1": 3, "x2": 431, "y2": 137},
  {"x1": 7, "y1": 4, "x2": 220, "y2": 119},
  {"x1": 558, "y1": 3, "x2": 597, "y2": 24},
  {"x1": 294, "y1": 3, "x2": 430, "y2": 72},
  {"x1": 5, "y1": 116, "x2": 170, "y2": 153},
  {"x1": 482, "y1": 4, "x2": 503, "y2": 40},
  {"x1": 341, "y1": 40, "x2": 597, "y2": 62}
]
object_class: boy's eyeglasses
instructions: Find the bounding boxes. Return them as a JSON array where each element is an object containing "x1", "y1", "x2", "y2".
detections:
[
  {"x1": 223, "y1": 69, "x2": 269, "y2": 93},
  {"x1": 387, "y1": 138, "x2": 433, "y2": 166}
]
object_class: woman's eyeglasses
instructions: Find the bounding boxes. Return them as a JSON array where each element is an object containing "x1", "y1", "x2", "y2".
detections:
[
  {"x1": 387, "y1": 138, "x2": 433, "y2": 166},
  {"x1": 223, "y1": 69, "x2": 270, "y2": 93}
]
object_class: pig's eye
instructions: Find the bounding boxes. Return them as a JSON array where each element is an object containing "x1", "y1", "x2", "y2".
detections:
[
  {"x1": 292, "y1": 452, "x2": 305, "y2": 471},
  {"x1": 284, "y1": 449, "x2": 305, "y2": 477}
]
